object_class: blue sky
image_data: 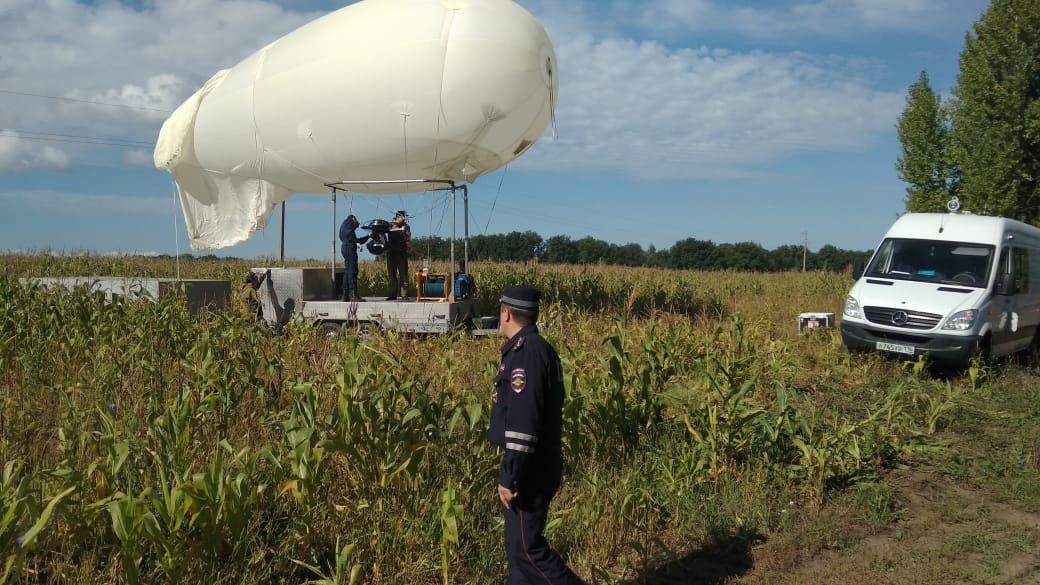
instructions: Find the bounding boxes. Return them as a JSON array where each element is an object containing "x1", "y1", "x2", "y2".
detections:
[{"x1": 0, "y1": 0, "x2": 988, "y2": 259}]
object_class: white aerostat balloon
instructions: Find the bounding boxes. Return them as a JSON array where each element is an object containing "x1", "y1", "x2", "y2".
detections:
[{"x1": 154, "y1": 0, "x2": 558, "y2": 250}]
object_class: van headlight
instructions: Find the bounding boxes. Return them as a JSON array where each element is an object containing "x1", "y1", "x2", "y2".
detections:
[
  {"x1": 941, "y1": 309, "x2": 977, "y2": 331},
  {"x1": 843, "y1": 296, "x2": 862, "y2": 319}
]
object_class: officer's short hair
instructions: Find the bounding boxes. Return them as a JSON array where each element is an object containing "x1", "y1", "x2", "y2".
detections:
[
  {"x1": 500, "y1": 285, "x2": 540, "y2": 326},
  {"x1": 502, "y1": 304, "x2": 537, "y2": 326}
]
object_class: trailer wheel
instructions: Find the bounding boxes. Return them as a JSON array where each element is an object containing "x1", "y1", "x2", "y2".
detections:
[
  {"x1": 321, "y1": 321, "x2": 342, "y2": 338},
  {"x1": 354, "y1": 321, "x2": 377, "y2": 341}
]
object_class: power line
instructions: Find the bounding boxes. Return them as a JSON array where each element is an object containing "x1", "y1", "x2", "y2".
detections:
[
  {"x1": 0, "y1": 89, "x2": 174, "y2": 113},
  {"x1": 1, "y1": 129, "x2": 153, "y2": 147},
  {"x1": 0, "y1": 132, "x2": 150, "y2": 149}
]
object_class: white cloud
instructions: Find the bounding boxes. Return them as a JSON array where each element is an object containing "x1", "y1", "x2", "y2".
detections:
[
  {"x1": 0, "y1": 0, "x2": 320, "y2": 171},
  {"x1": 0, "y1": 131, "x2": 71, "y2": 171},
  {"x1": 0, "y1": 0, "x2": 934, "y2": 181},
  {"x1": 795, "y1": 0, "x2": 939, "y2": 32},
  {"x1": 124, "y1": 149, "x2": 154, "y2": 167},
  {"x1": 628, "y1": 0, "x2": 985, "y2": 40},
  {"x1": 63, "y1": 74, "x2": 188, "y2": 123},
  {"x1": 518, "y1": 37, "x2": 903, "y2": 179},
  {"x1": 0, "y1": 190, "x2": 171, "y2": 215}
]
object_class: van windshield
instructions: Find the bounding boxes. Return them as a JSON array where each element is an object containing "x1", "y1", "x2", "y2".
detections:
[{"x1": 865, "y1": 238, "x2": 994, "y2": 288}]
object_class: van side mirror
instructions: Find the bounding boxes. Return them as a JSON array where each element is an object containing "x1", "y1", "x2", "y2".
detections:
[
  {"x1": 997, "y1": 273, "x2": 1017, "y2": 296},
  {"x1": 851, "y1": 260, "x2": 865, "y2": 280}
]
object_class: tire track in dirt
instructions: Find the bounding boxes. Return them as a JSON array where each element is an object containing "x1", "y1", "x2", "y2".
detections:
[{"x1": 731, "y1": 469, "x2": 1040, "y2": 584}]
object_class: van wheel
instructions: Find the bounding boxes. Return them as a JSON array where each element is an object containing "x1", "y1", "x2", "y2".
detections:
[
  {"x1": 977, "y1": 334, "x2": 993, "y2": 363},
  {"x1": 1026, "y1": 330, "x2": 1040, "y2": 368}
]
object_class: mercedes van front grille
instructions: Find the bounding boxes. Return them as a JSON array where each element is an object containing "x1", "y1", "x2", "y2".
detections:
[
  {"x1": 862, "y1": 328, "x2": 932, "y2": 344},
  {"x1": 863, "y1": 307, "x2": 943, "y2": 330}
]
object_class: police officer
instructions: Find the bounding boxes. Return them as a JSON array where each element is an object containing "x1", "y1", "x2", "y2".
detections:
[
  {"x1": 338, "y1": 214, "x2": 369, "y2": 302},
  {"x1": 489, "y1": 285, "x2": 585, "y2": 585}
]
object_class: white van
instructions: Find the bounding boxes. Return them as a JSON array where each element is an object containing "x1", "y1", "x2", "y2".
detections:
[{"x1": 841, "y1": 212, "x2": 1040, "y2": 366}]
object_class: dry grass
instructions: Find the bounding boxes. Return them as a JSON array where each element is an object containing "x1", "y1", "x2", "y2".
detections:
[{"x1": 0, "y1": 253, "x2": 1038, "y2": 584}]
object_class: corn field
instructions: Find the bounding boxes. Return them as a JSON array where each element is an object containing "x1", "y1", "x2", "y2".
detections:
[{"x1": 0, "y1": 254, "x2": 986, "y2": 583}]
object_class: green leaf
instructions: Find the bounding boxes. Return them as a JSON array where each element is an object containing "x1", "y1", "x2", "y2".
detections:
[{"x1": 20, "y1": 486, "x2": 76, "y2": 549}]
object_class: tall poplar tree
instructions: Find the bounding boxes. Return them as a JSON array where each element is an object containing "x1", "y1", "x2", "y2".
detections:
[
  {"x1": 949, "y1": 0, "x2": 1040, "y2": 221},
  {"x1": 896, "y1": 71, "x2": 955, "y2": 212}
]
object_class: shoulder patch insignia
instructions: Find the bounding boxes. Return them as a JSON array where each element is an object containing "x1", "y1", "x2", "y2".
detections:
[{"x1": 510, "y1": 368, "x2": 527, "y2": 393}]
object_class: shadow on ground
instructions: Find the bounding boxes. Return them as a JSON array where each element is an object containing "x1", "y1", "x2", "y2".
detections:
[{"x1": 621, "y1": 533, "x2": 760, "y2": 585}]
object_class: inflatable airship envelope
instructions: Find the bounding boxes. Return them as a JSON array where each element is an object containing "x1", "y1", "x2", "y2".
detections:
[{"x1": 154, "y1": 0, "x2": 558, "y2": 250}]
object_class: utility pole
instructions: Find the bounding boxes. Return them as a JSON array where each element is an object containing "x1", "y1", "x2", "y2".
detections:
[
  {"x1": 279, "y1": 201, "x2": 286, "y2": 266},
  {"x1": 802, "y1": 231, "x2": 808, "y2": 272}
]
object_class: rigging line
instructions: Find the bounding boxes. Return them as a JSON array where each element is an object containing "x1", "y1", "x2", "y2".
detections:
[
  {"x1": 411, "y1": 192, "x2": 453, "y2": 217},
  {"x1": 482, "y1": 165, "x2": 508, "y2": 235},
  {"x1": 467, "y1": 196, "x2": 618, "y2": 235},
  {"x1": 0, "y1": 133, "x2": 151, "y2": 148},
  {"x1": 1, "y1": 129, "x2": 154, "y2": 146},
  {"x1": 548, "y1": 63, "x2": 558, "y2": 140},
  {"x1": 473, "y1": 201, "x2": 642, "y2": 236},
  {"x1": 434, "y1": 192, "x2": 451, "y2": 237},
  {"x1": 170, "y1": 180, "x2": 181, "y2": 281},
  {"x1": 432, "y1": 5, "x2": 456, "y2": 171},
  {"x1": 426, "y1": 192, "x2": 436, "y2": 261},
  {"x1": 0, "y1": 89, "x2": 174, "y2": 113},
  {"x1": 250, "y1": 48, "x2": 269, "y2": 196},
  {"x1": 399, "y1": 112, "x2": 410, "y2": 214}
]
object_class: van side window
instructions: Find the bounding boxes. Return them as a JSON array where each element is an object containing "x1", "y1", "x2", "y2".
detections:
[
  {"x1": 1013, "y1": 247, "x2": 1029, "y2": 293},
  {"x1": 1031, "y1": 248, "x2": 1040, "y2": 294},
  {"x1": 996, "y1": 247, "x2": 1011, "y2": 291}
]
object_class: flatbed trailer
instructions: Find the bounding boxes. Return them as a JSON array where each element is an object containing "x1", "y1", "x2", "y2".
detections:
[
  {"x1": 256, "y1": 267, "x2": 493, "y2": 335},
  {"x1": 256, "y1": 180, "x2": 498, "y2": 336},
  {"x1": 21, "y1": 276, "x2": 230, "y2": 314}
]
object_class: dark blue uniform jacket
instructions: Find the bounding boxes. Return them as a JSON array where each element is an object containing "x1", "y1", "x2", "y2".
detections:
[
  {"x1": 339, "y1": 219, "x2": 369, "y2": 260},
  {"x1": 488, "y1": 324, "x2": 565, "y2": 500}
]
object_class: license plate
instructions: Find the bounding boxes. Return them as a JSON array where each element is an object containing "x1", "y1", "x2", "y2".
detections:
[{"x1": 876, "y1": 341, "x2": 915, "y2": 356}]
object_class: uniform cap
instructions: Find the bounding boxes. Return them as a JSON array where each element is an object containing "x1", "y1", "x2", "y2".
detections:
[
  {"x1": 394, "y1": 210, "x2": 408, "y2": 218},
  {"x1": 500, "y1": 285, "x2": 540, "y2": 310}
]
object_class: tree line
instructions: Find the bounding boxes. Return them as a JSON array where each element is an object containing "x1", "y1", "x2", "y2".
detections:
[
  {"x1": 897, "y1": 0, "x2": 1039, "y2": 220},
  {"x1": 409, "y1": 231, "x2": 870, "y2": 272}
]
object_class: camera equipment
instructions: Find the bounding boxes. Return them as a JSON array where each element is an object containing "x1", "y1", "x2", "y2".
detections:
[{"x1": 362, "y1": 219, "x2": 391, "y2": 255}]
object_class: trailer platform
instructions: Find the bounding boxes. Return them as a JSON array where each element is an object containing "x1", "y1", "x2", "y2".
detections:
[{"x1": 257, "y1": 267, "x2": 488, "y2": 335}]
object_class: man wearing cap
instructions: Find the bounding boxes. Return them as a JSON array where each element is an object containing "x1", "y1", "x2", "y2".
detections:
[
  {"x1": 339, "y1": 214, "x2": 370, "y2": 302},
  {"x1": 239, "y1": 270, "x2": 269, "y2": 321},
  {"x1": 489, "y1": 286, "x2": 585, "y2": 585},
  {"x1": 386, "y1": 210, "x2": 411, "y2": 300}
]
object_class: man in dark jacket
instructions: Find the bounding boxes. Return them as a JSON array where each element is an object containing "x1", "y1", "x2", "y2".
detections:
[
  {"x1": 489, "y1": 285, "x2": 585, "y2": 585},
  {"x1": 339, "y1": 214, "x2": 369, "y2": 302},
  {"x1": 239, "y1": 269, "x2": 270, "y2": 321},
  {"x1": 386, "y1": 210, "x2": 411, "y2": 300}
]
